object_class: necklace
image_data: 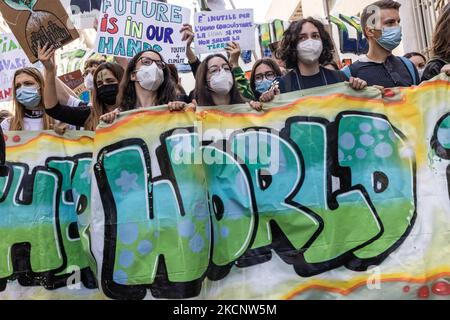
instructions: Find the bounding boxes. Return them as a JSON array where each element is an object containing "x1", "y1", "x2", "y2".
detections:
[{"x1": 295, "y1": 67, "x2": 328, "y2": 90}]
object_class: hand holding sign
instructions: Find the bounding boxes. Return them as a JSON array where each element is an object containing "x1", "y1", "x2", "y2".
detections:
[
  {"x1": 0, "y1": 0, "x2": 79, "y2": 63},
  {"x1": 180, "y1": 23, "x2": 195, "y2": 48},
  {"x1": 225, "y1": 42, "x2": 241, "y2": 69},
  {"x1": 37, "y1": 43, "x2": 56, "y2": 72}
]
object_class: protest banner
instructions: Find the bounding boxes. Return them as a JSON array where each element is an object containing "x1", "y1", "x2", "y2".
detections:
[
  {"x1": 0, "y1": 0, "x2": 79, "y2": 63},
  {"x1": 0, "y1": 33, "x2": 43, "y2": 102},
  {"x1": 0, "y1": 130, "x2": 97, "y2": 297},
  {"x1": 61, "y1": 0, "x2": 102, "y2": 30},
  {"x1": 1, "y1": 75, "x2": 449, "y2": 299},
  {"x1": 94, "y1": 0, "x2": 190, "y2": 64},
  {"x1": 194, "y1": 9, "x2": 255, "y2": 54},
  {"x1": 58, "y1": 69, "x2": 87, "y2": 97}
]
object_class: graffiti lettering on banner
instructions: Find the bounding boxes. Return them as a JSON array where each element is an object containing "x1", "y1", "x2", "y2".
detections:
[
  {"x1": 94, "y1": 0, "x2": 191, "y2": 64},
  {"x1": 194, "y1": 9, "x2": 255, "y2": 54}
]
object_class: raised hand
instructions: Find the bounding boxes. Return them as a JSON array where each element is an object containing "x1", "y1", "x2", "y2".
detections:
[
  {"x1": 225, "y1": 42, "x2": 241, "y2": 69},
  {"x1": 37, "y1": 43, "x2": 56, "y2": 71},
  {"x1": 180, "y1": 24, "x2": 195, "y2": 47}
]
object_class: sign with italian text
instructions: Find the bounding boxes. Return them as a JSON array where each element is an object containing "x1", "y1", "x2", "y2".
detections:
[{"x1": 194, "y1": 9, "x2": 255, "y2": 54}]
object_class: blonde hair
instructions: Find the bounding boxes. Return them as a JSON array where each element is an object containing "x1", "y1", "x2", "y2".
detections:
[{"x1": 10, "y1": 67, "x2": 54, "y2": 131}]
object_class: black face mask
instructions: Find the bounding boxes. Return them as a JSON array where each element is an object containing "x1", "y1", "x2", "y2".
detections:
[{"x1": 97, "y1": 84, "x2": 119, "y2": 106}]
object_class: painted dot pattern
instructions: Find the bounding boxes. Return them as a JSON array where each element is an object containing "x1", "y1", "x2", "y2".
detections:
[{"x1": 339, "y1": 118, "x2": 399, "y2": 165}]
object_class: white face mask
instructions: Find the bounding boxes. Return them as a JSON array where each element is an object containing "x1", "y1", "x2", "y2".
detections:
[
  {"x1": 297, "y1": 39, "x2": 323, "y2": 64},
  {"x1": 84, "y1": 73, "x2": 94, "y2": 91},
  {"x1": 208, "y1": 69, "x2": 234, "y2": 95},
  {"x1": 418, "y1": 68, "x2": 425, "y2": 79},
  {"x1": 135, "y1": 64, "x2": 164, "y2": 91}
]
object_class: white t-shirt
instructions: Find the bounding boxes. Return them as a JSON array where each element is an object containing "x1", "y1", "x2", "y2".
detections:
[
  {"x1": 1, "y1": 117, "x2": 43, "y2": 131},
  {"x1": 66, "y1": 96, "x2": 92, "y2": 108}
]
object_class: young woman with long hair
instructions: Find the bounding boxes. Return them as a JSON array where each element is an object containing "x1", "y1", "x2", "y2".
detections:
[
  {"x1": 0, "y1": 67, "x2": 55, "y2": 131},
  {"x1": 39, "y1": 44, "x2": 124, "y2": 131}
]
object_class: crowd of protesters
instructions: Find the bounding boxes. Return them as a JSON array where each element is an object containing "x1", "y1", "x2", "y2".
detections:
[{"x1": 0, "y1": 0, "x2": 449, "y2": 149}]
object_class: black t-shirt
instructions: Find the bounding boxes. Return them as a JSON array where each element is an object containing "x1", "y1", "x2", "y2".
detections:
[
  {"x1": 348, "y1": 55, "x2": 419, "y2": 88},
  {"x1": 279, "y1": 66, "x2": 348, "y2": 93}
]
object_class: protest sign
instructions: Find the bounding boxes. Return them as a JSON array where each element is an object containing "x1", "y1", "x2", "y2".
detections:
[
  {"x1": 61, "y1": 0, "x2": 102, "y2": 30},
  {"x1": 0, "y1": 33, "x2": 42, "y2": 102},
  {"x1": 94, "y1": 0, "x2": 190, "y2": 64},
  {"x1": 194, "y1": 9, "x2": 255, "y2": 54},
  {"x1": 1, "y1": 75, "x2": 450, "y2": 300},
  {"x1": 58, "y1": 69, "x2": 87, "y2": 96},
  {"x1": 0, "y1": 0, "x2": 79, "y2": 63}
]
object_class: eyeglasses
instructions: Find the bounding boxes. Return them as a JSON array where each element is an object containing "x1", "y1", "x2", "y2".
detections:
[
  {"x1": 254, "y1": 71, "x2": 277, "y2": 82},
  {"x1": 208, "y1": 64, "x2": 231, "y2": 76},
  {"x1": 138, "y1": 57, "x2": 166, "y2": 69}
]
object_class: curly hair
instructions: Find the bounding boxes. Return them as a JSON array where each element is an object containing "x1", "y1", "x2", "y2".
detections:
[{"x1": 275, "y1": 17, "x2": 334, "y2": 69}]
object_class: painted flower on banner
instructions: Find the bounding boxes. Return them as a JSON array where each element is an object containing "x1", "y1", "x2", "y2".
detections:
[{"x1": 115, "y1": 170, "x2": 140, "y2": 194}]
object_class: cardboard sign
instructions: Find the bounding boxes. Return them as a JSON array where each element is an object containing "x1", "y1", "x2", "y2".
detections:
[
  {"x1": 94, "y1": 0, "x2": 191, "y2": 64},
  {"x1": 194, "y1": 9, "x2": 255, "y2": 54},
  {"x1": 0, "y1": 0, "x2": 80, "y2": 63},
  {"x1": 58, "y1": 69, "x2": 86, "y2": 96},
  {"x1": 61, "y1": 0, "x2": 102, "y2": 30},
  {"x1": 0, "y1": 33, "x2": 42, "y2": 102}
]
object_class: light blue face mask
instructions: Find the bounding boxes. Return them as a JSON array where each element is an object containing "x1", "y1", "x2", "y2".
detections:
[
  {"x1": 16, "y1": 86, "x2": 41, "y2": 110},
  {"x1": 255, "y1": 79, "x2": 273, "y2": 94},
  {"x1": 376, "y1": 26, "x2": 402, "y2": 52}
]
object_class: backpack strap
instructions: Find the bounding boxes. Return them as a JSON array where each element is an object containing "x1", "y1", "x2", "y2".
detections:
[
  {"x1": 341, "y1": 65, "x2": 353, "y2": 79},
  {"x1": 399, "y1": 56, "x2": 418, "y2": 85}
]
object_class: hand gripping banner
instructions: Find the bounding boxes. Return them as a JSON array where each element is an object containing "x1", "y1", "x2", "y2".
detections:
[{"x1": 1, "y1": 75, "x2": 449, "y2": 299}]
